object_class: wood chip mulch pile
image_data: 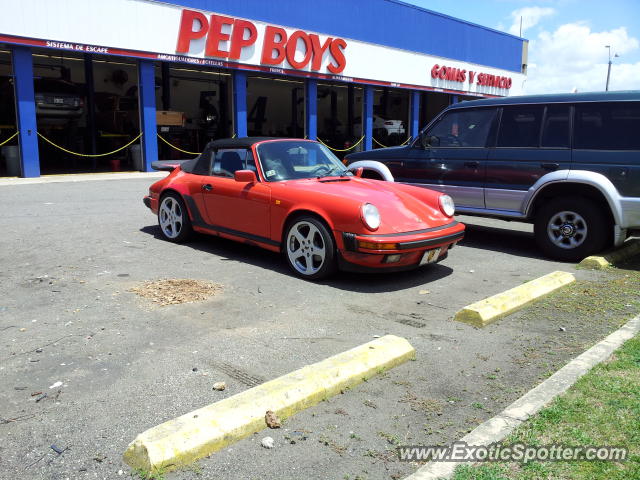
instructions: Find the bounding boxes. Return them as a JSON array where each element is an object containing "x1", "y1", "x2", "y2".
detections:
[{"x1": 129, "y1": 279, "x2": 223, "y2": 306}]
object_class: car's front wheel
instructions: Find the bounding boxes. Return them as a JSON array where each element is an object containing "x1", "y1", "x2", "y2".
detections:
[
  {"x1": 284, "y1": 216, "x2": 336, "y2": 280},
  {"x1": 534, "y1": 197, "x2": 609, "y2": 261},
  {"x1": 158, "y1": 192, "x2": 192, "y2": 243}
]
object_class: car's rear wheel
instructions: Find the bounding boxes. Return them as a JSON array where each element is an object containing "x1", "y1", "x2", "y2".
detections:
[
  {"x1": 284, "y1": 216, "x2": 336, "y2": 280},
  {"x1": 534, "y1": 197, "x2": 608, "y2": 261},
  {"x1": 158, "y1": 192, "x2": 192, "y2": 243}
]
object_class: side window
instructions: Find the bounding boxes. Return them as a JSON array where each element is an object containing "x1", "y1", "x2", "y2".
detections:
[
  {"x1": 497, "y1": 105, "x2": 544, "y2": 148},
  {"x1": 210, "y1": 149, "x2": 256, "y2": 177},
  {"x1": 574, "y1": 102, "x2": 640, "y2": 150},
  {"x1": 427, "y1": 108, "x2": 496, "y2": 147},
  {"x1": 541, "y1": 105, "x2": 570, "y2": 148}
]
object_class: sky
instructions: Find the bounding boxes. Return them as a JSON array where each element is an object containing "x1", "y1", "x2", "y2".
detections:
[{"x1": 404, "y1": 0, "x2": 640, "y2": 94}]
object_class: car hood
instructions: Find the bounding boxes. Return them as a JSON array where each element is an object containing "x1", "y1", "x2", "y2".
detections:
[
  {"x1": 271, "y1": 177, "x2": 450, "y2": 234},
  {"x1": 345, "y1": 145, "x2": 411, "y2": 162}
]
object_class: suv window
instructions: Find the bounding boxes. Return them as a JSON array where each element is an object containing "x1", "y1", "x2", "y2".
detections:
[
  {"x1": 427, "y1": 108, "x2": 496, "y2": 147},
  {"x1": 574, "y1": 102, "x2": 640, "y2": 150},
  {"x1": 541, "y1": 105, "x2": 570, "y2": 148},
  {"x1": 497, "y1": 105, "x2": 544, "y2": 148},
  {"x1": 210, "y1": 149, "x2": 257, "y2": 177}
]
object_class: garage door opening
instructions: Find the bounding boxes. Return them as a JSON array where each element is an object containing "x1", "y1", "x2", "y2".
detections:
[
  {"x1": 373, "y1": 87, "x2": 410, "y2": 149},
  {"x1": 420, "y1": 92, "x2": 451, "y2": 130},
  {"x1": 91, "y1": 54, "x2": 141, "y2": 171},
  {"x1": 317, "y1": 82, "x2": 363, "y2": 158},
  {"x1": 247, "y1": 75, "x2": 304, "y2": 138},
  {"x1": 156, "y1": 64, "x2": 231, "y2": 160},
  {"x1": 0, "y1": 49, "x2": 18, "y2": 177},
  {"x1": 33, "y1": 50, "x2": 86, "y2": 173},
  {"x1": 33, "y1": 50, "x2": 143, "y2": 174}
]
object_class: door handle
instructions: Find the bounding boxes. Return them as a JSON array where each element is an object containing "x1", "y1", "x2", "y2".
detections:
[
  {"x1": 541, "y1": 163, "x2": 559, "y2": 171},
  {"x1": 202, "y1": 183, "x2": 213, "y2": 191},
  {"x1": 464, "y1": 161, "x2": 480, "y2": 168}
]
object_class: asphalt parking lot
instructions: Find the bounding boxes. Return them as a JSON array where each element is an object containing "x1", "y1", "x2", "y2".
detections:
[{"x1": 0, "y1": 176, "x2": 624, "y2": 480}]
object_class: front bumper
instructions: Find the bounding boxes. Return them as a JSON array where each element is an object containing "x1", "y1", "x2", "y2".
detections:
[
  {"x1": 143, "y1": 196, "x2": 152, "y2": 209},
  {"x1": 338, "y1": 220, "x2": 465, "y2": 271}
]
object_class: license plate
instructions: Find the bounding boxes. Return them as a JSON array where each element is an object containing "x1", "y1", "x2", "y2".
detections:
[
  {"x1": 420, "y1": 247, "x2": 441, "y2": 265},
  {"x1": 53, "y1": 97, "x2": 65, "y2": 104}
]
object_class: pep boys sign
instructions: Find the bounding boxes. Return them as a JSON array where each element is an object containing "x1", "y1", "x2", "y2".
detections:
[{"x1": 176, "y1": 9, "x2": 347, "y2": 73}]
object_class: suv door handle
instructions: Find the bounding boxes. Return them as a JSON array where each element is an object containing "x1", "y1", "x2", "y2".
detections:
[
  {"x1": 202, "y1": 183, "x2": 213, "y2": 191},
  {"x1": 541, "y1": 163, "x2": 559, "y2": 171},
  {"x1": 464, "y1": 161, "x2": 480, "y2": 168}
]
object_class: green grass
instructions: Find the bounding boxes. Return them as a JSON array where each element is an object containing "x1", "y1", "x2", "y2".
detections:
[
  {"x1": 134, "y1": 467, "x2": 167, "y2": 480},
  {"x1": 452, "y1": 334, "x2": 640, "y2": 480}
]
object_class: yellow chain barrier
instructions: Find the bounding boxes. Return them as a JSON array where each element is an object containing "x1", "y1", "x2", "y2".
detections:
[
  {"x1": 157, "y1": 133, "x2": 201, "y2": 155},
  {"x1": 37, "y1": 132, "x2": 142, "y2": 157},
  {"x1": 372, "y1": 136, "x2": 412, "y2": 149},
  {"x1": 317, "y1": 135, "x2": 365, "y2": 152},
  {"x1": 0, "y1": 131, "x2": 18, "y2": 147},
  {"x1": 158, "y1": 133, "x2": 239, "y2": 155}
]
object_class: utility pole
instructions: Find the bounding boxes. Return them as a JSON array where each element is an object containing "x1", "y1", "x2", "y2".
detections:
[
  {"x1": 605, "y1": 45, "x2": 619, "y2": 91},
  {"x1": 519, "y1": 16, "x2": 523, "y2": 37}
]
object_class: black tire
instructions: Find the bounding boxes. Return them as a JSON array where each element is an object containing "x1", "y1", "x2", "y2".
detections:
[
  {"x1": 157, "y1": 192, "x2": 193, "y2": 243},
  {"x1": 283, "y1": 216, "x2": 337, "y2": 280},
  {"x1": 534, "y1": 197, "x2": 609, "y2": 261}
]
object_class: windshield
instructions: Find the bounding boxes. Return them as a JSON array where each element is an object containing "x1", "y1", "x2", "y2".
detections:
[{"x1": 255, "y1": 141, "x2": 351, "y2": 182}]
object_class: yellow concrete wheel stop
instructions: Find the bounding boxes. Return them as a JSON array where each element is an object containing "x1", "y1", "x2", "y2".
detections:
[
  {"x1": 454, "y1": 271, "x2": 575, "y2": 328},
  {"x1": 123, "y1": 334, "x2": 415, "y2": 472},
  {"x1": 579, "y1": 239, "x2": 640, "y2": 270}
]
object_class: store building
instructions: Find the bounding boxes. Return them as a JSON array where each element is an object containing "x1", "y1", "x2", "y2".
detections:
[{"x1": 0, "y1": 0, "x2": 527, "y2": 177}]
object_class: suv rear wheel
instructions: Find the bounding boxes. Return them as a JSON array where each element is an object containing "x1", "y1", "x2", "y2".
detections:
[{"x1": 534, "y1": 197, "x2": 609, "y2": 261}]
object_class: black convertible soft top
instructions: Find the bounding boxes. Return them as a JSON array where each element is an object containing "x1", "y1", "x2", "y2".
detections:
[
  {"x1": 152, "y1": 137, "x2": 310, "y2": 173},
  {"x1": 181, "y1": 137, "x2": 290, "y2": 174},
  {"x1": 206, "y1": 136, "x2": 277, "y2": 149}
]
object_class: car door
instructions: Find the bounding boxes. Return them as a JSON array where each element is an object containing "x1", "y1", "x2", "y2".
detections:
[
  {"x1": 485, "y1": 104, "x2": 572, "y2": 213},
  {"x1": 200, "y1": 148, "x2": 272, "y2": 241},
  {"x1": 401, "y1": 107, "x2": 497, "y2": 209}
]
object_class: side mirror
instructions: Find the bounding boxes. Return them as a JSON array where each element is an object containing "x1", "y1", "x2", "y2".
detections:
[
  {"x1": 420, "y1": 133, "x2": 439, "y2": 149},
  {"x1": 354, "y1": 167, "x2": 364, "y2": 178},
  {"x1": 234, "y1": 170, "x2": 257, "y2": 183},
  {"x1": 420, "y1": 132, "x2": 429, "y2": 149}
]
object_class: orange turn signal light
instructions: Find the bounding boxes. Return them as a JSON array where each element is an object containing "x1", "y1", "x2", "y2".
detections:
[{"x1": 358, "y1": 241, "x2": 398, "y2": 250}]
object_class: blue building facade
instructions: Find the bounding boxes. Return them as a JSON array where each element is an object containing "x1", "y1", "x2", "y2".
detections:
[{"x1": 0, "y1": 0, "x2": 527, "y2": 177}]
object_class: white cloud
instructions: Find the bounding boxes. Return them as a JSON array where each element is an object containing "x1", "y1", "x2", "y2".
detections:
[
  {"x1": 524, "y1": 23, "x2": 640, "y2": 94},
  {"x1": 508, "y1": 7, "x2": 555, "y2": 36}
]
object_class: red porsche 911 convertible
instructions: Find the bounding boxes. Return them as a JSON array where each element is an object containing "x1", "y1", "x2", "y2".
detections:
[{"x1": 143, "y1": 137, "x2": 465, "y2": 280}]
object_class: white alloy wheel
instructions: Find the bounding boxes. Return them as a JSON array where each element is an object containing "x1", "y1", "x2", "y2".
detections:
[
  {"x1": 286, "y1": 220, "x2": 327, "y2": 276},
  {"x1": 159, "y1": 196, "x2": 184, "y2": 240}
]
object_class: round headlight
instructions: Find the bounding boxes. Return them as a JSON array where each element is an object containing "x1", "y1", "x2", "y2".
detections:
[
  {"x1": 361, "y1": 203, "x2": 381, "y2": 230},
  {"x1": 439, "y1": 195, "x2": 455, "y2": 217}
]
